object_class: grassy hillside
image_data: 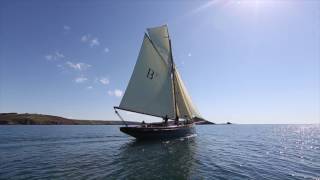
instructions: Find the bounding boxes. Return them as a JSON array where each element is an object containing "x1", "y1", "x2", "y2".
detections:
[{"x1": 0, "y1": 113, "x2": 139, "y2": 125}]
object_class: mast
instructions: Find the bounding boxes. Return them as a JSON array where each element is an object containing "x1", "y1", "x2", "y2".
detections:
[{"x1": 168, "y1": 34, "x2": 179, "y2": 121}]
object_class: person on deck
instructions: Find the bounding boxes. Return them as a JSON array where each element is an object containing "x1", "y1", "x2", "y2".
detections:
[
  {"x1": 174, "y1": 116, "x2": 179, "y2": 125},
  {"x1": 141, "y1": 120, "x2": 146, "y2": 127},
  {"x1": 163, "y1": 115, "x2": 168, "y2": 126}
]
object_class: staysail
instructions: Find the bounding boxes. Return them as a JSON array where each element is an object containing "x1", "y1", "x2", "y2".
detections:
[
  {"x1": 118, "y1": 25, "x2": 202, "y2": 121},
  {"x1": 174, "y1": 68, "x2": 202, "y2": 120}
]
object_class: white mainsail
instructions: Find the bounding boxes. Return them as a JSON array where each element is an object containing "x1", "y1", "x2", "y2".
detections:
[
  {"x1": 118, "y1": 25, "x2": 202, "y2": 121},
  {"x1": 119, "y1": 34, "x2": 175, "y2": 119}
]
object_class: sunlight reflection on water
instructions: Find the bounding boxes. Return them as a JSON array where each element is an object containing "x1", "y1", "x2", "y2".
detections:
[{"x1": 0, "y1": 125, "x2": 319, "y2": 179}]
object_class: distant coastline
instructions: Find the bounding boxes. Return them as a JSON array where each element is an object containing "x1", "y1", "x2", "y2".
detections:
[
  {"x1": 0, "y1": 113, "x2": 230, "y2": 125},
  {"x1": 0, "y1": 113, "x2": 140, "y2": 125}
]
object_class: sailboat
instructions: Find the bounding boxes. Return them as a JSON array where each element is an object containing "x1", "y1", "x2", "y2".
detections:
[{"x1": 114, "y1": 25, "x2": 203, "y2": 140}]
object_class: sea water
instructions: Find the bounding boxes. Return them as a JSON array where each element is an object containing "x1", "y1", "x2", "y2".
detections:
[{"x1": 0, "y1": 125, "x2": 319, "y2": 179}]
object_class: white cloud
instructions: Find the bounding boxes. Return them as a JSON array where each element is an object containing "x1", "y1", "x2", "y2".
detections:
[
  {"x1": 82, "y1": 37, "x2": 87, "y2": 41},
  {"x1": 90, "y1": 38, "x2": 100, "y2": 47},
  {"x1": 57, "y1": 64, "x2": 66, "y2": 70},
  {"x1": 45, "y1": 51, "x2": 64, "y2": 61},
  {"x1": 81, "y1": 34, "x2": 100, "y2": 47},
  {"x1": 81, "y1": 35, "x2": 90, "y2": 42},
  {"x1": 99, "y1": 77, "x2": 110, "y2": 85},
  {"x1": 107, "y1": 90, "x2": 113, "y2": 96},
  {"x1": 114, "y1": 89, "x2": 123, "y2": 97},
  {"x1": 108, "y1": 89, "x2": 123, "y2": 97},
  {"x1": 66, "y1": 61, "x2": 91, "y2": 71},
  {"x1": 45, "y1": 55, "x2": 53, "y2": 60},
  {"x1": 104, "y1": 47, "x2": 110, "y2": 53},
  {"x1": 63, "y1": 25, "x2": 71, "y2": 31},
  {"x1": 55, "y1": 51, "x2": 65, "y2": 59},
  {"x1": 188, "y1": 53, "x2": 192, "y2": 57},
  {"x1": 87, "y1": 86, "x2": 93, "y2": 89},
  {"x1": 75, "y1": 77, "x2": 88, "y2": 83}
]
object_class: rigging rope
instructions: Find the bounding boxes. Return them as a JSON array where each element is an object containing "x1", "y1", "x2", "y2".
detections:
[{"x1": 114, "y1": 109, "x2": 128, "y2": 127}]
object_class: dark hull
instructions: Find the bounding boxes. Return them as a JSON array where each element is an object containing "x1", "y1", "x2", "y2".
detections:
[{"x1": 120, "y1": 124, "x2": 195, "y2": 140}]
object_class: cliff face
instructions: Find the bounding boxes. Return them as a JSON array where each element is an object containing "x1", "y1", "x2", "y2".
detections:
[{"x1": 0, "y1": 113, "x2": 139, "y2": 125}]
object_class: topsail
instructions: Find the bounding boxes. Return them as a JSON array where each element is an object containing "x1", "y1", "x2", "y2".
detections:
[{"x1": 147, "y1": 26, "x2": 171, "y2": 65}]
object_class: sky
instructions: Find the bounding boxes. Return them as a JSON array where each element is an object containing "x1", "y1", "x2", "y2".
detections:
[{"x1": 0, "y1": 0, "x2": 319, "y2": 124}]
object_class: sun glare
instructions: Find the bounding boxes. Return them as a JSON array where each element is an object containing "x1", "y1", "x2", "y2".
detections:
[{"x1": 236, "y1": 0, "x2": 274, "y2": 10}]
